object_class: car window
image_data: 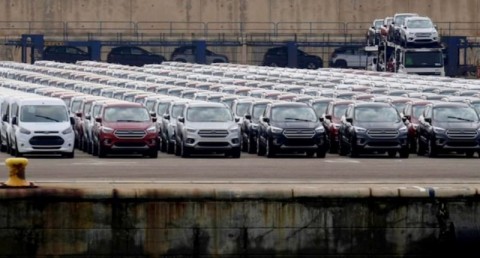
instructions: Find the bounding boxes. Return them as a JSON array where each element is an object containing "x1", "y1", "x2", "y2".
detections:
[
  {"x1": 65, "y1": 47, "x2": 83, "y2": 54},
  {"x1": 271, "y1": 106, "x2": 317, "y2": 122},
  {"x1": 236, "y1": 103, "x2": 250, "y2": 116},
  {"x1": 186, "y1": 107, "x2": 232, "y2": 122},
  {"x1": 433, "y1": 107, "x2": 479, "y2": 122},
  {"x1": 131, "y1": 48, "x2": 146, "y2": 55},
  {"x1": 104, "y1": 107, "x2": 150, "y2": 122},
  {"x1": 333, "y1": 104, "x2": 349, "y2": 118},
  {"x1": 355, "y1": 106, "x2": 400, "y2": 122},
  {"x1": 20, "y1": 105, "x2": 68, "y2": 122}
]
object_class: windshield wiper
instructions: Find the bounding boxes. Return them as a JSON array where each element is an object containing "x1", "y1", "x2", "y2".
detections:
[
  {"x1": 116, "y1": 119, "x2": 142, "y2": 122},
  {"x1": 447, "y1": 116, "x2": 474, "y2": 122},
  {"x1": 35, "y1": 115, "x2": 59, "y2": 122},
  {"x1": 284, "y1": 117, "x2": 312, "y2": 122}
]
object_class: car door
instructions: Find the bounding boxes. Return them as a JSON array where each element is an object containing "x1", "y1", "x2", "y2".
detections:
[{"x1": 258, "y1": 105, "x2": 271, "y2": 145}]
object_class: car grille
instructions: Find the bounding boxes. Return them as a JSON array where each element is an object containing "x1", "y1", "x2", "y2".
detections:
[
  {"x1": 29, "y1": 136, "x2": 64, "y2": 147},
  {"x1": 114, "y1": 130, "x2": 146, "y2": 139},
  {"x1": 198, "y1": 130, "x2": 228, "y2": 138},
  {"x1": 197, "y1": 142, "x2": 229, "y2": 147},
  {"x1": 283, "y1": 129, "x2": 315, "y2": 138},
  {"x1": 415, "y1": 33, "x2": 432, "y2": 37},
  {"x1": 446, "y1": 129, "x2": 478, "y2": 139},
  {"x1": 367, "y1": 129, "x2": 399, "y2": 138},
  {"x1": 285, "y1": 139, "x2": 316, "y2": 146},
  {"x1": 114, "y1": 142, "x2": 147, "y2": 147},
  {"x1": 34, "y1": 131, "x2": 59, "y2": 134}
]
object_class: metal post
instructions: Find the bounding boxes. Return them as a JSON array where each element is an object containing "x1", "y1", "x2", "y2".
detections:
[
  {"x1": 194, "y1": 40, "x2": 206, "y2": 64},
  {"x1": 287, "y1": 41, "x2": 298, "y2": 68}
]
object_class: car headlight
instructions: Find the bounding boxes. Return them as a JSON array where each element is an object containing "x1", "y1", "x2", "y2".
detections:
[
  {"x1": 270, "y1": 126, "x2": 283, "y2": 134},
  {"x1": 146, "y1": 126, "x2": 157, "y2": 133},
  {"x1": 315, "y1": 126, "x2": 325, "y2": 133},
  {"x1": 398, "y1": 126, "x2": 408, "y2": 133},
  {"x1": 408, "y1": 32, "x2": 415, "y2": 36},
  {"x1": 102, "y1": 126, "x2": 114, "y2": 133},
  {"x1": 354, "y1": 127, "x2": 367, "y2": 133},
  {"x1": 251, "y1": 124, "x2": 258, "y2": 130},
  {"x1": 62, "y1": 127, "x2": 73, "y2": 135},
  {"x1": 186, "y1": 128, "x2": 197, "y2": 133},
  {"x1": 229, "y1": 127, "x2": 240, "y2": 133},
  {"x1": 433, "y1": 127, "x2": 446, "y2": 134},
  {"x1": 19, "y1": 127, "x2": 31, "y2": 135}
]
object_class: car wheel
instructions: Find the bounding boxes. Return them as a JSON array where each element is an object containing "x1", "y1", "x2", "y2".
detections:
[
  {"x1": 266, "y1": 138, "x2": 276, "y2": 158},
  {"x1": 14, "y1": 141, "x2": 22, "y2": 157},
  {"x1": 399, "y1": 148, "x2": 410, "y2": 158},
  {"x1": 306, "y1": 62, "x2": 318, "y2": 69},
  {"x1": 149, "y1": 148, "x2": 158, "y2": 158},
  {"x1": 338, "y1": 134, "x2": 348, "y2": 156},
  {"x1": 348, "y1": 136, "x2": 359, "y2": 158},
  {"x1": 334, "y1": 60, "x2": 347, "y2": 68},
  {"x1": 175, "y1": 139, "x2": 181, "y2": 156},
  {"x1": 241, "y1": 136, "x2": 248, "y2": 152},
  {"x1": 175, "y1": 59, "x2": 187, "y2": 63},
  {"x1": 247, "y1": 135, "x2": 256, "y2": 154},
  {"x1": 167, "y1": 140, "x2": 175, "y2": 154},
  {"x1": 212, "y1": 59, "x2": 224, "y2": 63},
  {"x1": 180, "y1": 141, "x2": 190, "y2": 158},
  {"x1": 465, "y1": 151, "x2": 474, "y2": 158},
  {"x1": 306, "y1": 151, "x2": 315, "y2": 157},
  {"x1": 416, "y1": 137, "x2": 426, "y2": 156},
  {"x1": 317, "y1": 148, "x2": 327, "y2": 158},
  {"x1": 98, "y1": 142, "x2": 106, "y2": 158},
  {"x1": 63, "y1": 150, "x2": 75, "y2": 158},
  {"x1": 0, "y1": 142, "x2": 6, "y2": 152},
  {"x1": 268, "y1": 62, "x2": 279, "y2": 67},
  {"x1": 427, "y1": 138, "x2": 437, "y2": 157},
  {"x1": 230, "y1": 147, "x2": 241, "y2": 158},
  {"x1": 257, "y1": 137, "x2": 266, "y2": 156}
]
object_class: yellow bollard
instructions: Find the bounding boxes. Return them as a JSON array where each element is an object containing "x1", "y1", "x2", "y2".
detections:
[{"x1": 2, "y1": 158, "x2": 35, "y2": 188}]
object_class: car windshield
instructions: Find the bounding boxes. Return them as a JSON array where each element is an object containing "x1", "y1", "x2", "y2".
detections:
[
  {"x1": 333, "y1": 104, "x2": 349, "y2": 118},
  {"x1": 404, "y1": 52, "x2": 443, "y2": 68},
  {"x1": 104, "y1": 107, "x2": 150, "y2": 122},
  {"x1": 253, "y1": 104, "x2": 268, "y2": 119},
  {"x1": 171, "y1": 105, "x2": 185, "y2": 119},
  {"x1": 392, "y1": 102, "x2": 406, "y2": 113},
  {"x1": 374, "y1": 20, "x2": 383, "y2": 28},
  {"x1": 157, "y1": 103, "x2": 169, "y2": 116},
  {"x1": 433, "y1": 107, "x2": 479, "y2": 122},
  {"x1": 186, "y1": 107, "x2": 232, "y2": 122},
  {"x1": 236, "y1": 103, "x2": 251, "y2": 116},
  {"x1": 71, "y1": 100, "x2": 82, "y2": 113},
  {"x1": 471, "y1": 103, "x2": 480, "y2": 114},
  {"x1": 312, "y1": 102, "x2": 329, "y2": 117},
  {"x1": 20, "y1": 105, "x2": 68, "y2": 122},
  {"x1": 407, "y1": 19, "x2": 433, "y2": 29},
  {"x1": 355, "y1": 106, "x2": 400, "y2": 122},
  {"x1": 271, "y1": 106, "x2": 317, "y2": 122},
  {"x1": 413, "y1": 105, "x2": 427, "y2": 119}
]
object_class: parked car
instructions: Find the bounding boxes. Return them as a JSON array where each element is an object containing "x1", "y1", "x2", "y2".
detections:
[
  {"x1": 338, "y1": 102, "x2": 409, "y2": 158},
  {"x1": 388, "y1": 13, "x2": 419, "y2": 43},
  {"x1": 416, "y1": 102, "x2": 480, "y2": 157},
  {"x1": 241, "y1": 100, "x2": 272, "y2": 154},
  {"x1": 329, "y1": 46, "x2": 373, "y2": 69},
  {"x1": 175, "y1": 102, "x2": 241, "y2": 158},
  {"x1": 401, "y1": 100, "x2": 432, "y2": 153},
  {"x1": 107, "y1": 46, "x2": 165, "y2": 66},
  {"x1": 262, "y1": 46, "x2": 323, "y2": 69},
  {"x1": 380, "y1": 16, "x2": 393, "y2": 40},
  {"x1": 42, "y1": 46, "x2": 91, "y2": 63},
  {"x1": 399, "y1": 16, "x2": 440, "y2": 46},
  {"x1": 257, "y1": 102, "x2": 327, "y2": 158},
  {"x1": 92, "y1": 102, "x2": 158, "y2": 158},
  {"x1": 170, "y1": 46, "x2": 229, "y2": 64},
  {"x1": 366, "y1": 19, "x2": 384, "y2": 46},
  {"x1": 321, "y1": 100, "x2": 354, "y2": 153}
]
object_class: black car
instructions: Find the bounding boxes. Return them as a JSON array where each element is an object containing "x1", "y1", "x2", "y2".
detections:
[
  {"x1": 257, "y1": 102, "x2": 327, "y2": 158},
  {"x1": 241, "y1": 100, "x2": 271, "y2": 154},
  {"x1": 338, "y1": 102, "x2": 409, "y2": 158},
  {"x1": 416, "y1": 102, "x2": 480, "y2": 157},
  {"x1": 262, "y1": 47, "x2": 323, "y2": 69},
  {"x1": 42, "y1": 46, "x2": 91, "y2": 63},
  {"x1": 107, "y1": 46, "x2": 165, "y2": 66}
]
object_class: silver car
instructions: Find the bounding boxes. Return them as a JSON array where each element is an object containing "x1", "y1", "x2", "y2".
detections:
[
  {"x1": 399, "y1": 17, "x2": 439, "y2": 46},
  {"x1": 175, "y1": 102, "x2": 241, "y2": 158}
]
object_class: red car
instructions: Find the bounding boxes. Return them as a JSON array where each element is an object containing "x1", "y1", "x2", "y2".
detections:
[
  {"x1": 321, "y1": 100, "x2": 355, "y2": 153},
  {"x1": 92, "y1": 102, "x2": 158, "y2": 158},
  {"x1": 401, "y1": 100, "x2": 432, "y2": 153}
]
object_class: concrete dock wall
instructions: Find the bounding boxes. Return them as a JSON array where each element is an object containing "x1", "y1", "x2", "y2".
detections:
[{"x1": 0, "y1": 185, "x2": 478, "y2": 256}]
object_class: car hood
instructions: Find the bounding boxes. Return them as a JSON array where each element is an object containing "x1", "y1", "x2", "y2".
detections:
[
  {"x1": 406, "y1": 28, "x2": 437, "y2": 34},
  {"x1": 186, "y1": 121, "x2": 238, "y2": 130},
  {"x1": 103, "y1": 121, "x2": 153, "y2": 130},
  {"x1": 271, "y1": 121, "x2": 321, "y2": 129},
  {"x1": 20, "y1": 122, "x2": 71, "y2": 132},
  {"x1": 433, "y1": 121, "x2": 480, "y2": 130},
  {"x1": 354, "y1": 121, "x2": 405, "y2": 130}
]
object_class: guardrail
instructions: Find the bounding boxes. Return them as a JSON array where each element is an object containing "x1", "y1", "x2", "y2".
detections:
[{"x1": 2, "y1": 21, "x2": 480, "y2": 40}]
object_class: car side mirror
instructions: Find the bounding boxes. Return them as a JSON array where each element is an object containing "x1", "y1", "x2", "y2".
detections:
[
  {"x1": 12, "y1": 117, "x2": 17, "y2": 125},
  {"x1": 245, "y1": 114, "x2": 252, "y2": 120},
  {"x1": 319, "y1": 117, "x2": 324, "y2": 122},
  {"x1": 401, "y1": 117, "x2": 407, "y2": 123},
  {"x1": 325, "y1": 114, "x2": 332, "y2": 121},
  {"x1": 95, "y1": 117, "x2": 102, "y2": 123},
  {"x1": 346, "y1": 117, "x2": 353, "y2": 124},
  {"x1": 262, "y1": 117, "x2": 270, "y2": 123},
  {"x1": 152, "y1": 117, "x2": 157, "y2": 123},
  {"x1": 85, "y1": 114, "x2": 91, "y2": 120},
  {"x1": 163, "y1": 114, "x2": 170, "y2": 120},
  {"x1": 178, "y1": 117, "x2": 185, "y2": 123},
  {"x1": 76, "y1": 112, "x2": 82, "y2": 118},
  {"x1": 70, "y1": 117, "x2": 76, "y2": 125},
  {"x1": 235, "y1": 117, "x2": 240, "y2": 123},
  {"x1": 150, "y1": 112, "x2": 156, "y2": 118},
  {"x1": 2, "y1": 114, "x2": 7, "y2": 122},
  {"x1": 404, "y1": 115, "x2": 411, "y2": 121},
  {"x1": 424, "y1": 117, "x2": 432, "y2": 124}
]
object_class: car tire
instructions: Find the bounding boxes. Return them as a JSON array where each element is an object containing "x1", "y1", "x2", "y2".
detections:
[
  {"x1": 98, "y1": 142, "x2": 107, "y2": 158},
  {"x1": 14, "y1": 141, "x2": 22, "y2": 157},
  {"x1": 317, "y1": 148, "x2": 326, "y2": 158},
  {"x1": 465, "y1": 151, "x2": 474, "y2": 158},
  {"x1": 180, "y1": 141, "x2": 190, "y2": 158},
  {"x1": 212, "y1": 59, "x2": 224, "y2": 63},
  {"x1": 268, "y1": 62, "x2": 279, "y2": 67},
  {"x1": 149, "y1": 148, "x2": 158, "y2": 158},
  {"x1": 306, "y1": 62, "x2": 318, "y2": 69},
  {"x1": 266, "y1": 138, "x2": 276, "y2": 158},
  {"x1": 257, "y1": 137, "x2": 266, "y2": 156},
  {"x1": 175, "y1": 139, "x2": 182, "y2": 156},
  {"x1": 175, "y1": 59, "x2": 187, "y2": 63},
  {"x1": 417, "y1": 137, "x2": 426, "y2": 156},
  {"x1": 399, "y1": 148, "x2": 410, "y2": 158},
  {"x1": 338, "y1": 134, "x2": 348, "y2": 156},
  {"x1": 247, "y1": 136, "x2": 256, "y2": 154},
  {"x1": 348, "y1": 136, "x2": 359, "y2": 158},
  {"x1": 63, "y1": 150, "x2": 75, "y2": 158},
  {"x1": 230, "y1": 147, "x2": 241, "y2": 158},
  {"x1": 427, "y1": 138, "x2": 437, "y2": 157},
  {"x1": 388, "y1": 150, "x2": 397, "y2": 158},
  {"x1": 0, "y1": 142, "x2": 6, "y2": 152},
  {"x1": 334, "y1": 60, "x2": 347, "y2": 68},
  {"x1": 167, "y1": 140, "x2": 175, "y2": 154},
  {"x1": 242, "y1": 136, "x2": 248, "y2": 152}
]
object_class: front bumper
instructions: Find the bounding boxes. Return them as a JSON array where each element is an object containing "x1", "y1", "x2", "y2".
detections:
[
  {"x1": 355, "y1": 133, "x2": 408, "y2": 151},
  {"x1": 270, "y1": 133, "x2": 326, "y2": 152},
  {"x1": 432, "y1": 134, "x2": 480, "y2": 152},
  {"x1": 100, "y1": 133, "x2": 158, "y2": 152},
  {"x1": 183, "y1": 131, "x2": 241, "y2": 152},
  {"x1": 16, "y1": 132, "x2": 75, "y2": 154}
]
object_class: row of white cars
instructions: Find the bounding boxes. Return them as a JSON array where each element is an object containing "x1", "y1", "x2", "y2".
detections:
[{"x1": 1, "y1": 60, "x2": 480, "y2": 158}]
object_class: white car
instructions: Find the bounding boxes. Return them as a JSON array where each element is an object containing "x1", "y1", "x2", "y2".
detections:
[
  {"x1": 388, "y1": 13, "x2": 419, "y2": 43},
  {"x1": 366, "y1": 19, "x2": 384, "y2": 46},
  {"x1": 399, "y1": 17, "x2": 439, "y2": 46}
]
